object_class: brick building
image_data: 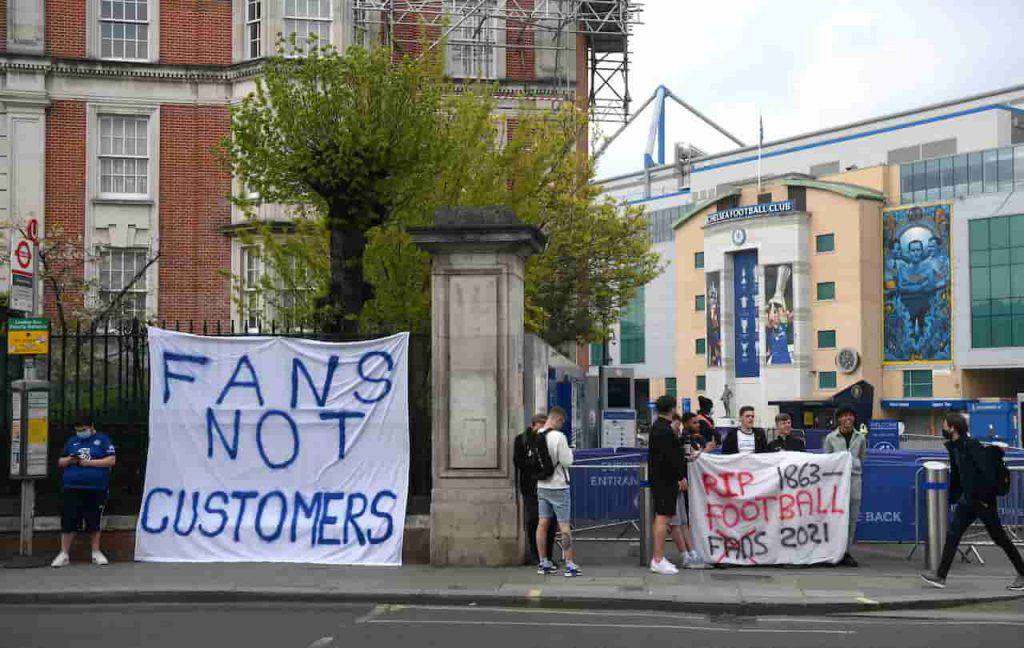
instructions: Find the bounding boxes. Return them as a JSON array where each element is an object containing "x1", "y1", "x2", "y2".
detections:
[{"x1": 1, "y1": 1, "x2": 629, "y2": 327}]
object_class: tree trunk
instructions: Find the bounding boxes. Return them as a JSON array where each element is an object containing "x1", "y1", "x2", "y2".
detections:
[{"x1": 326, "y1": 219, "x2": 373, "y2": 335}]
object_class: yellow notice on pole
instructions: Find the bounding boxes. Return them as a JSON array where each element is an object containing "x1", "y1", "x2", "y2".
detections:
[{"x1": 7, "y1": 317, "x2": 49, "y2": 355}]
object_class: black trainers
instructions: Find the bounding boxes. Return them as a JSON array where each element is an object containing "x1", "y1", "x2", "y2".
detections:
[
  {"x1": 1009, "y1": 575, "x2": 1024, "y2": 591},
  {"x1": 839, "y1": 553, "x2": 859, "y2": 567},
  {"x1": 920, "y1": 571, "x2": 947, "y2": 589}
]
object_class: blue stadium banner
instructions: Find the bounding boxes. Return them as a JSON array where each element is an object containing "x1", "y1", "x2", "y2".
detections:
[{"x1": 733, "y1": 250, "x2": 760, "y2": 378}]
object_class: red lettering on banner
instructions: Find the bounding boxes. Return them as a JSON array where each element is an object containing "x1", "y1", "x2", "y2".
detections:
[
  {"x1": 830, "y1": 484, "x2": 845, "y2": 514},
  {"x1": 737, "y1": 471, "x2": 754, "y2": 496},
  {"x1": 815, "y1": 488, "x2": 830, "y2": 515},
  {"x1": 796, "y1": 489, "x2": 814, "y2": 516},
  {"x1": 779, "y1": 493, "x2": 795, "y2": 521},
  {"x1": 741, "y1": 500, "x2": 761, "y2": 522}
]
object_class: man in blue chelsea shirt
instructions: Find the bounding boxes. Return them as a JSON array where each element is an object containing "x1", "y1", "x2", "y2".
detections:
[{"x1": 51, "y1": 421, "x2": 116, "y2": 567}]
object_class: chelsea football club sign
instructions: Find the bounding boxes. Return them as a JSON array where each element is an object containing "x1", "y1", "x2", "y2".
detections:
[{"x1": 706, "y1": 200, "x2": 795, "y2": 226}]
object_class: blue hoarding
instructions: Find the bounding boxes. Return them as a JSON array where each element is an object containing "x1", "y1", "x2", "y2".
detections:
[
  {"x1": 868, "y1": 420, "x2": 900, "y2": 451},
  {"x1": 733, "y1": 250, "x2": 759, "y2": 378}
]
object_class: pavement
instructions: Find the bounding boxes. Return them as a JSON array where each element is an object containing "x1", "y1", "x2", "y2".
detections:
[{"x1": 2, "y1": 543, "x2": 1023, "y2": 615}]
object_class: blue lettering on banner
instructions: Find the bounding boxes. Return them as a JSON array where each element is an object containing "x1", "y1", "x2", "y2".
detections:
[
  {"x1": 140, "y1": 487, "x2": 173, "y2": 533},
  {"x1": 199, "y1": 491, "x2": 230, "y2": 538},
  {"x1": 206, "y1": 408, "x2": 241, "y2": 460},
  {"x1": 256, "y1": 410, "x2": 300, "y2": 470},
  {"x1": 162, "y1": 352, "x2": 210, "y2": 404},
  {"x1": 318, "y1": 492, "x2": 346, "y2": 546},
  {"x1": 292, "y1": 492, "x2": 323, "y2": 546},
  {"x1": 230, "y1": 490, "x2": 259, "y2": 542},
  {"x1": 344, "y1": 492, "x2": 368, "y2": 546},
  {"x1": 217, "y1": 355, "x2": 265, "y2": 406},
  {"x1": 291, "y1": 356, "x2": 340, "y2": 408},
  {"x1": 173, "y1": 490, "x2": 200, "y2": 536},
  {"x1": 355, "y1": 351, "x2": 394, "y2": 404},
  {"x1": 255, "y1": 491, "x2": 288, "y2": 542},
  {"x1": 319, "y1": 411, "x2": 366, "y2": 460},
  {"x1": 368, "y1": 491, "x2": 397, "y2": 545}
]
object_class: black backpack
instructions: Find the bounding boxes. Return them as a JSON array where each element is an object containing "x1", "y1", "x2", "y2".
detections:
[
  {"x1": 525, "y1": 430, "x2": 557, "y2": 481},
  {"x1": 984, "y1": 444, "x2": 1012, "y2": 497}
]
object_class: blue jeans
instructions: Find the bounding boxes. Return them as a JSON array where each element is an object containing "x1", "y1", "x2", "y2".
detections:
[{"x1": 537, "y1": 488, "x2": 571, "y2": 523}]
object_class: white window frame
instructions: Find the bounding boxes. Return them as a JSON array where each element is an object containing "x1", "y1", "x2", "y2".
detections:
[
  {"x1": 90, "y1": 107, "x2": 158, "y2": 203},
  {"x1": 445, "y1": 0, "x2": 500, "y2": 80},
  {"x1": 283, "y1": 0, "x2": 333, "y2": 51},
  {"x1": 89, "y1": 0, "x2": 159, "y2": 62},
  {"x1": 246, "y1": 0, "x2": 263, "y2": 59},
  {"x1": 241, "y1": 245, "x2": 264, "y2": 332},
  {"x1": 97, "y1": 246, "x2": 151, "y2": 322},
  {"x1": 96, "y1": 113, "x2": 151, "y2": 198}
]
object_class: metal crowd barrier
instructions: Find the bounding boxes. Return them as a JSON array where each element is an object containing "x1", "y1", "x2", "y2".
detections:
[{"x1": 568, "y1": 454, "x2": 645, "y2": 541}]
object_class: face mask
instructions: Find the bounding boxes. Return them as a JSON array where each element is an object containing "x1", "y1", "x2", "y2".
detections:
[
  {"x1": 76, "y1": 429, "x2": 93, "y2": 439},
  {"x1": 941, "y1": 428, "x2": 952, "y2": 440}
]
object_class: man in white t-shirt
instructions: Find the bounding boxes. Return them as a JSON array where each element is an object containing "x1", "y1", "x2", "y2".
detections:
[
  {"x1": 535, "y1": 406, "x2": 581, "y2": 577},
  {"x1": 722, "y1": 406, "x2": 768, "y2": 455}
]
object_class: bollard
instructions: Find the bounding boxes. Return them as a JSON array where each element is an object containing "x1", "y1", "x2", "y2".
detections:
[
  {"x1": 923, "y1": 460, "x2": 950, "y2": 571},
  {"x1": 639, "y1": 463, "x2": 652, "y2": 566}
]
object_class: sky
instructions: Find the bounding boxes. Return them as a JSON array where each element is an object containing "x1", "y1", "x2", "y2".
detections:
[{"x1": 594, "y1": 0, "x2": 1024, "y2": 179}]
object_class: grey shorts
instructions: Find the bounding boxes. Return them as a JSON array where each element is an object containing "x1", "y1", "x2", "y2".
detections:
[
  {"x1": 537, "y1": 487, "x2": 571, "y2": 523},
  {"x1": 670, "y1": 491, "x2": 688, "y2": 526}
]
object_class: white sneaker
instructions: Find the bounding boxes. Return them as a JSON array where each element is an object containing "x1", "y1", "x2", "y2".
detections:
[
  {"x1": 649, "y1": 558, "x2": 678, "y2": 575},
  {"x1": 91, "y1": 551, "x2": 109, "y2": 566},
  {"x1": 51, "y1": 552, "x2": 70, "y2": 568}
]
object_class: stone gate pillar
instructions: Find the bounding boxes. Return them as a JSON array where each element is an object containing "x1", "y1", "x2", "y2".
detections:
[{"x1": 409, "y1": 207, "x2": 545, "y2": 565}]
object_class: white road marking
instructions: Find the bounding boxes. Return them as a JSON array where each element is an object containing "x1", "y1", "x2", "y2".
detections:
[
  {"x1": 362, "y1": 618, "x2": 855, "y2": 634},
  {"x1": 306, "y1": 637, "x2": 335, "y2": 648},
  {"x1": 354, "y1": 604, "x2": 391, "y2": 625}
]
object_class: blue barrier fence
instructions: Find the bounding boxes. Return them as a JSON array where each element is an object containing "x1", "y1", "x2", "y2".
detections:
[{"x1": 569, "y1": 447, "x2": 1024, "y2": 542}]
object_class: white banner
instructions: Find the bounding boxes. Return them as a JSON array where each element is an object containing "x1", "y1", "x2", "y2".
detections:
[
  {"x1": 135, "y1": 329, "x2": 409, "y2": 565},
  {"x1": 688, "y1": 451, "x2": 852, "y2": 565}
]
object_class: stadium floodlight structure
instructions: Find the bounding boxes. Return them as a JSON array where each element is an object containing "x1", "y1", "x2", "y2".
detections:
[{"x1": 350, "y1": 1, "x2": 642, "y2": 125}]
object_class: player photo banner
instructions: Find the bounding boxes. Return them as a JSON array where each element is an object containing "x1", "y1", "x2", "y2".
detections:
[
  {"x1": 883, "y1": 204, "x2": 952, "y2": 362},
  {"x1": 764, "y1": 264, "x2": 794, "y2": 365}
]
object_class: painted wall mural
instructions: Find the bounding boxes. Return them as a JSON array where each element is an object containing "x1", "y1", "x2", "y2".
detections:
[
  {"x1": 764, "y1": 264, "x2": 794, "y2": 365},
  {"x1": 883, "y1": 203, "x2": 952, "y2": 362}
]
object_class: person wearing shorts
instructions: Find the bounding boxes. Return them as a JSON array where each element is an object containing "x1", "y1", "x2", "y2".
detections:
[
  {"x1": 648, "y1": 396, "x2": 686, "y2": 575},
  {"x1": 668, "y1": 413, "x2": 705, "y2": 568},
  {"x1": 51, "y1": 421, "x2": 116, "y2": 567},
  {"x1": 535, "y1": 407, "x2": 581, "y2": 577}
]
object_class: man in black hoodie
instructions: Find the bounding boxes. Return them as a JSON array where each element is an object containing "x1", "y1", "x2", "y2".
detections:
[
  {"x1": 648, "y1": 395, "x2": 687, "y2": 574},
  {"x1": 920, "y1": 413, "x2": 1024, "y2": 590},
  {"x1": 514, "y1": 413, "x2": 558, "y2": 566}
]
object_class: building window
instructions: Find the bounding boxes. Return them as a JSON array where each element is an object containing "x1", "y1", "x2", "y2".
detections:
[
  {"x1": 241, "y1": 246, "x2": 263, "y2": 331},
  {"x1": 446, "y1": 0, "x2": 498, "y2": 79},
  {"x1": 815, "y1": 233, "x2": 835, "y2": 253},
  {"x1": 695, "y1": 338, "x2": 706, "y2": 355},
  {"x1": 816, "y1": 282, "x2": 835, "y2": 301},
  {"x1": 970, "y1": 214, "x2": 1024, "y2": 347},
  {"x1": 818, "y1": 371, "x2": 837, "y2": 390},
  {"x1": 99, "y1": 115, "x2": 149, "y2": 196},
  {"x1": 757, "y1": 192, "x2": 772, "y2": 203},
  {"x1": 665, "y1": 377, "x2": 677, "y2": 400},
  {"x1": 590, "y1": 342, "x2": 604, "y2": 367},
  {"x1": 619, "y1": 287, "x2": 645, "y2": 364},
  {"x1": 694, "y1": 251, "x2": 704, "y2": 269},
  {"x1": 98, "y1": 247, "x2": 148, "y2": 320},
  {"x1": 903, "y1": 370, "x2": 933, "y2": 398},
  {"x1": 900, "y1": 144, "x2": 1024, "y2": 203},
  {"x1": 695, "y1": 294, "x2": 706, "y2": 311},
  {"x1": 100, "y1": 0, "x2": 150, "y2": 60},
  {"x1": 246, "y1": 1, "x2": 262, "y2": 59},
  {"x1": 817, "y1": 330, "x2": 837, "y2": 349},
  {"x1": 284, "y1": 0, "x2": 332, "y2": 47},
  {"x1": 696, "y1": 375, "x2": 706, "y2": 392}
]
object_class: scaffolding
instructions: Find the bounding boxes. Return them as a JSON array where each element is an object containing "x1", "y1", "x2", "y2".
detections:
[{"x1": 349, "y1": 1, "x2": 641, "y2": 124}]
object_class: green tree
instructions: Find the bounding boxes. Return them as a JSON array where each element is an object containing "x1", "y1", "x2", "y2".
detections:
[
  {"x1": 225, "y1": 40, "x2": 660, "y2": 344},
  {"x1": 222, "y1": 39, "x2": 447, "y2": 333}
]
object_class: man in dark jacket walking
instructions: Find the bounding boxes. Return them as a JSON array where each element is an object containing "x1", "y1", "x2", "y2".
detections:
[
  {"x1": 648, "y1": 395, "x2": 687, "y2": 574},
  {"x1": 921, "y1": 413, "x2": 1024, "y2": 590},
  {"x1": 514, "y1": 413, "x2": 558, "y2": 566}
]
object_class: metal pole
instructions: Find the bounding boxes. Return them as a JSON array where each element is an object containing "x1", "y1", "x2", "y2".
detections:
[
  {"x1": 639, "y1": 463, "x2": 652, "y2": 566},
  {"x1": 923, "y1": 460, "x2": 950, "y2": 570}
]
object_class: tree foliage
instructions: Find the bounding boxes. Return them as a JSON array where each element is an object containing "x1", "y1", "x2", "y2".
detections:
[{"x1": 224, "y1": 40, "x2": 660, "y2": 344}]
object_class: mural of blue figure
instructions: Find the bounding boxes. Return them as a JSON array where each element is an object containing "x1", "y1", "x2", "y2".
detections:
[{"x1": 883, "y1": 204, "x2": 952, "y2": 362}]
